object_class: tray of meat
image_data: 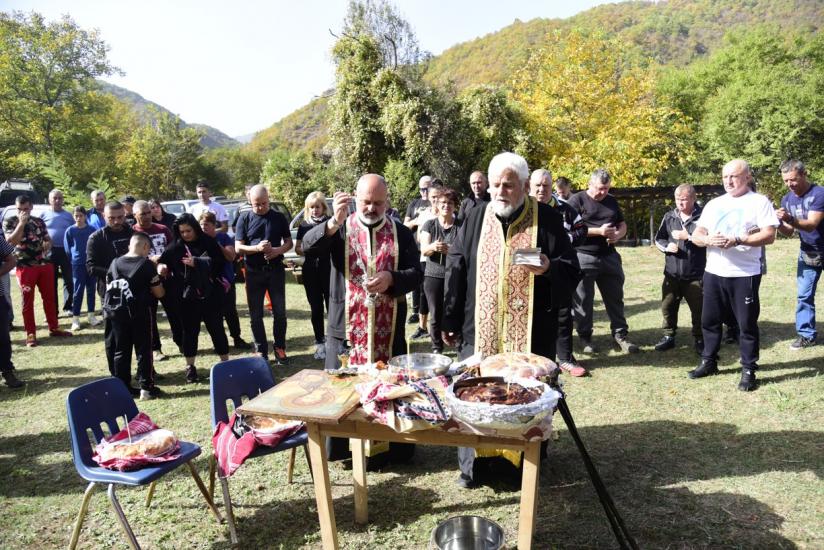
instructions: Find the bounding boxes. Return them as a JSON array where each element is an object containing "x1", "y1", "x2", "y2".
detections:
[{"x1": 446, "y1": 376, "x2": 560, "y2": 430}]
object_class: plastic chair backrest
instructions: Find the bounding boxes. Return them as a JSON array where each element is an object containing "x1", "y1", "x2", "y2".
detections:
[
  {"x1": 209, "y1": 357, "x2": 275, "y2": 428},
  {"x1": 66, "y1": 377, "x2": 139, "y2": 470}
]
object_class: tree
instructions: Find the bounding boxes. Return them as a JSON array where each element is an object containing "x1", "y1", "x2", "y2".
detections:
[
  {"x1": 261, "y1": 149, "x2": 344, "y2": 214},
  {"x1": 118, "y1": 110, "x2": 204, "y2": 199},
  {"x1": 202, "y1": 146, "x2": 264, "y2": 192},
  {"x1": 512, "y1": 30, "x2": 693, "y2": 187},
  {"x1": 0, "y1": 12, "x2": 119, "y2": 160},
  {"x1": 658, "y1": 26, "x2": 824, "y2": 197},
  {"x1": 342, "y1": 0, "x2": 427, "y2": 69}
]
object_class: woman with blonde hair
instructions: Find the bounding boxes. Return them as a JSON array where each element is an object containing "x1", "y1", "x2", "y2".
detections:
[{"x1": 295, "y1": 192, "x2": 332, "y2": 359}]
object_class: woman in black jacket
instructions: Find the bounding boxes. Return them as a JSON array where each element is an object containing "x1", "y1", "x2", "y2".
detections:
[
  {"x1": 149, "y1": 199, "x2": 178, "y2": 231},
  {"x1": 159, "y1": 213, "x2": 229, "y2": 382}
]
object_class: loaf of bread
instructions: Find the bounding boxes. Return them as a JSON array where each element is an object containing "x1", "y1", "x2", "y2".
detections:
[
  {"x1": 479, "y1": 352, "x2": 557, "y2": 379},
  {"x1": 97, "y1": 429, "x2": 177, "y2": 461}
]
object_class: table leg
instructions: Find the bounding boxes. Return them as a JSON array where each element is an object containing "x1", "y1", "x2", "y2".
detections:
[
  {"x1": 350, "y1": 438, "x2": 368, "y2": 524},
  {"x1": 307, "y1": 423, "x2": 339, "y2": 550},
  {"x1": 518, "y1": 440, "x2": 542, "y2": 550}
]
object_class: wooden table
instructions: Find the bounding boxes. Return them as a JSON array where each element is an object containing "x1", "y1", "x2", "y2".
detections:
[{"x1": 238, "y1": 371, "x2": 543, "y2": 550}]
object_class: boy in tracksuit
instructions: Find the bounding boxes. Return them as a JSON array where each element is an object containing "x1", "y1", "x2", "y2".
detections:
[
  {"x1": 106, "y1": 233, "x2": 165, "y2": 400},
  {"x1": 654, "y1": 184, "x2": 706, "y2": 354}
]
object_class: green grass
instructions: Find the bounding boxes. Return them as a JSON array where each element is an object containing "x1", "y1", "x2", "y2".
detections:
[{"x1": 0, "y1": 239, "x2": 821, "y2": 549}]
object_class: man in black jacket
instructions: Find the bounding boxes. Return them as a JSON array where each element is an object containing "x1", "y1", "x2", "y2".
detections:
[
  {"x1": 86, "y1": 201, "x2": 133, "y2": 376},
  {"x1": 653, "y1": 184, "x2": 706, "y2": 353}
]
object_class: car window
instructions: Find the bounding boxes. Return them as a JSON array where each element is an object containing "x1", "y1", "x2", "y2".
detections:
[{"x1": 164, "y1": 203, "x2": 185, "y2": 215}]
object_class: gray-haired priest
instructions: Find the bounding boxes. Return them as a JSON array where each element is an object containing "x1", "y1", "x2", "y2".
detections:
[
  {"x1": 442, "y1": 152, "x2": 581, "y2": 488},
  {"x1": 302, "y1": 173, "x2": 422, "y2": 469}
]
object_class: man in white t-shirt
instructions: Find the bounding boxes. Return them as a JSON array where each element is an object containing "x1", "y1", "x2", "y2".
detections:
[
  {"x1": 688, "y1": 159, "x2": 778, "y2": 391},
  {"x1": 188, "y1": 180, "x2": 228, "y2": 232}
]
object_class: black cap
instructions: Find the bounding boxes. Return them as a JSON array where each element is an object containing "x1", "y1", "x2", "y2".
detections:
[{"x1": 121, "y1": 195, "x2": 136, "y2": 204}]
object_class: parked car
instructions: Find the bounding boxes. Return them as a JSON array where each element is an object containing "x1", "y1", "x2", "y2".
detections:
[
  {"x1": 160, "y1": 199, "x2": 199, "y2": 217},
  {"x1": 0, "y1": 179, "x2": 41, "y2": 207}
]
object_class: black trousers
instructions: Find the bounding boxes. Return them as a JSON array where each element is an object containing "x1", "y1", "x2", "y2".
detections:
[
  {"x1": 423, "y1": 276, "x2": 445, "y2": 350},
  {"x1": 0, "y1": 297, "x2": 13, "y2": 373},
  {"x1": 106, "y1": 315, "x2": 153, "y2": 389},
  {"x1": 245, "y1": 265, "x2": 287, "y2": 355},
  {"x1": 180, "y1": 296, "x2": 229, "y2": 358},
  {"x1": 411, "y1": 261, "x2": 429, "y2": 316},
  {"x1": 555, "y1": 303, "x2": 574, "y2": 362},
  {"x1": 50, "y1": 248, "x2": 73, "y2": 314},
  {"x1": 223, "y1": 283, "x2": 242, "y2": 340},
  {"x1": 661, "y1": 274, "x2": 703, "y2": 339},
  {"x1": 149, "y1": 298, "x2": 162, "y2": 352},
  {"x1": 302, "y1": 265, "x2": 329, "y2": 344},
  {"x1": 702, "y1": 272, "x2": 761, "y2": 369}
]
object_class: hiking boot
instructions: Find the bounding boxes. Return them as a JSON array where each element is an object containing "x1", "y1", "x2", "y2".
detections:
[
  {"x1": 615, "y1": 334, "x2": 639, "y2": 354},
  {"x1": 153, "y1": 351, "x2": 167, "y2": 362},
  {"x1": 274, "y1": 348, "x2": 289, "y2": 365},
  {"x1": 737, "y1": 368, "x2": 758, "y2": 392},
  {"x1": 694, "y1": 339, "x2": 704, "y2": 355},
  {"x1": 789, "y1": 336, "x2": 816, "y2": 350},
  {"x1": 26, "y1": 333, "x2": 37, "y2": 347},
  {"x1": 233, "y1": 336, "x2": 251, "y2": 349},
  {"x1": 140, "y1": 386, "x2": 162, "y2": 400},
  {"x1": 688, "y1": 359, "x2": 719, "y2": 379},
  {"x1": 580, "y1": 336, "x2": 598, "y2": 354},
  {"x1": 411, "y1": 327, "x2": 428, "y2": 339},
  {"x1": 185, "y1": 365, "x2": 199, "y2": 383},
  {"x1": 313, "y1": 343, "x2": 326, "y2": 360},
  {"x1": 654, "y1": 335, "x2": 675, "y2": 351},
  {"x1": 2, "y1": 370, "x2": 24, "y2": 389},
  {"x1": 70, "y1": 316, "x2": 81, "y2": 332},
  {"x1": 407, "y1": 313, "x2": 419, "y2": 325},
  {"x1": 49, "y1": 329, "x2": 73, "y2": 338},
  {"x1": 558, "y1": 357, "x2": 588, "y2": 377},
  {"x1": 88, "y1": 313, "x2": 102, "y2": 327}
]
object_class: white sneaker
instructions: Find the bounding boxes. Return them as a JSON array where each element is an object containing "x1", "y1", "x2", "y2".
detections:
[
  {"x1": 70, "y1": 317, "x2": 81, "y2": 332},
  {"x1": 314, "y1": 343, "x2": 326, "y2": 360},
  {"x1": 88, "y1": 314, "x2": 102, "y2": 327}
]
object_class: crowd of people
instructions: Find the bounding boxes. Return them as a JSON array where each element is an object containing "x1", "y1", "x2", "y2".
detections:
[{"x1": 0, "y1": 158, "x2": 820, "y2": 409}]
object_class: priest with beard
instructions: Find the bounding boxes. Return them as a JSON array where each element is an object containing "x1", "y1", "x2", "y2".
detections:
[
  {"x1": 301, "y1": 173, "x2": 422, "y2": 468},
  {"x1": 442, "y1": 152, "x2": 581, "y2": 488}
]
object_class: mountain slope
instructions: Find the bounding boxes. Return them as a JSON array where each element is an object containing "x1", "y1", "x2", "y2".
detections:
[
  {"x1": 98, "y1": 81, "x2": 239, "y2": 149},
  {"x1": 248, "y1": 0, "x2": 823, "y2": 154}
]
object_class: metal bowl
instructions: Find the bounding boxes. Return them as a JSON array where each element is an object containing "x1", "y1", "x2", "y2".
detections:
[
  {"x1": 388, "y1": 353, "x2": 453, "y2": 380},
  {"x1": 430, "y1": 515, "x2": 505, "y2": 550}
]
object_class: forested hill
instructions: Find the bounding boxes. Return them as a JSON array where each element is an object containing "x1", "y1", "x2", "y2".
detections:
[
  {"x1": 249, "y1": 0, "x2": 822, "y2": 153},
  {"x1": 98, "y1": 81, "x2": 239, "y2": 149}
]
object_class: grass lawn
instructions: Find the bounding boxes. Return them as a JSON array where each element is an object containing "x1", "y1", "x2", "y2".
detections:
[{"x1": 0, "y1": 239, "x2": 821, "y2": 549}]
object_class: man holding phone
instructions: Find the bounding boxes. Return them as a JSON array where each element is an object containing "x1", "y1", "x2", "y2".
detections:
[{"x1": 567, "y1": 169, "x2": 640, "y2": 354}]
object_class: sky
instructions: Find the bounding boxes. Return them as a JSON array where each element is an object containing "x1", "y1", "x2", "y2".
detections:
[{"x1": 4, "y1": 0, "x2": 618, "y2": 138}]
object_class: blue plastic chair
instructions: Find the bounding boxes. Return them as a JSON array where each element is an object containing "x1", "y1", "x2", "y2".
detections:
[
  {"x1": 66, "y1": 377, "x2": 222, "y2": 549},
  {"x1": 208, "y1": 356, "x2": 310, "y2": 544}
]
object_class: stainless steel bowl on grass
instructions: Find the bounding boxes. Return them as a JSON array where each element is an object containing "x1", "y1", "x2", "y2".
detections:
[
  {"x1": 388, "y1": 353, "x2": 452, "y2": 380},
  {"x1": 430, "y1": 515, "x2": 505, "y2": 550}
]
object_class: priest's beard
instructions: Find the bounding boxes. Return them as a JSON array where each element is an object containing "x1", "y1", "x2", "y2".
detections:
[
  {"x1": 357, "y1": 212, "x2": 384, "y2": 225},
  {"x1": 492, "y1": 196, "x2": 525, "y2": 218}
]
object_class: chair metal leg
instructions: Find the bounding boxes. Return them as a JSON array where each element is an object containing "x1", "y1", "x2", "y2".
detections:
[
  {"x1": 219, "y1": 476, "x2": 239, "y2": 545},
  {"x1": 287, "y1": 447, "x2": 296, "y2": 484},
  {"x1": 186, "y1": 461, "x2": 223, "y2": 523},
  {"x1": 69, "y1": 482, "x2": 97, "y2": 550},
  {"x1": 303, "y1": 444, "x2": 313, "y2": 481},
  {"x1": 145, "y1": 480, "x2": 157, "y2": 508},
  {"x1": 108, "y1": 484, "x2": 141, "y2": 550},
  {"x1": 208, "y1": 455, "x2": 216, "y2": 500}
]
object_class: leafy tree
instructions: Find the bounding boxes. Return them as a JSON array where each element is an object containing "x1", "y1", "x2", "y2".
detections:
[
  {"x1": 261, "y1": 149, "x2": 344, "y2": 214},
  {"x1": 118, "y1": 109, "x2": 204, "y2": 200},
  {"x1": 0, "y1": 12, "x2": 119, "y2": 163},
  {"x1": 202, "y1": 146, "x2": 264, "y2": 194},
  {"x1": 513, "y1": 29, "x2": 693, "y2": 187},
  {"x1": 658, "y1": 26, "x2": 824, "y2": 197},
  {"x1": 342, "y1": 0, "x2": 427, "y2": 69}
]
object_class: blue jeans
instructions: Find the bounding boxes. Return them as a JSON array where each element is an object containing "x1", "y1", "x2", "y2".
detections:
[
  {"x1": 71, "y1": 264, "x2": 96, "y2": 316},
  {"x1": 796, "y1": 254, "x2": 822, "y2": 340}
]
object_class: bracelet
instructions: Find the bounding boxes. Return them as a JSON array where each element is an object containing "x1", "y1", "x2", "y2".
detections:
[{"x1": 787, "y1": 215, "x2": 796, "y2": 227}]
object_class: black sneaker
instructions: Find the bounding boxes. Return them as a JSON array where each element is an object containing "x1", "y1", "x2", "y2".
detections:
[
  {"x1": 694, "y1": 339, "x2": 704, "y2": 355},
  {"x1": 411, "y1": 327, "x2": 428, "y2": 339},
  {"x1": 140, "y1": 386, "x2": 162, "y2": 400},
  {"x1": 737, "y1": 369, "x2": 758, "y2": 391},
  {"x1": 2, "y1": 370, "x2": 24, "y2": 389},
  {"x1": 654, "y1": 335, "x2": 675, "y2": 351},
  {"x1": 128, "y1": 386, "x2": 141, "y2": 397},
  {"x1": 456, "y1": 473, "x2": 476, "y2": 489},
  {"x1": 185, "y1": 365, "x2": 199, "y2": 383},
  {"x1": 688, "y1": 360, "x2": 719, "y2": 379},
  {"x1": 789, "y1": 336, "x2": 816, "y2": 350},
  {"x1": 233, "y1": 337, "x2": 251, "y2": 349},
  {"x1": 407, "y1": 313, "x2": 419, "y2": 325}
]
